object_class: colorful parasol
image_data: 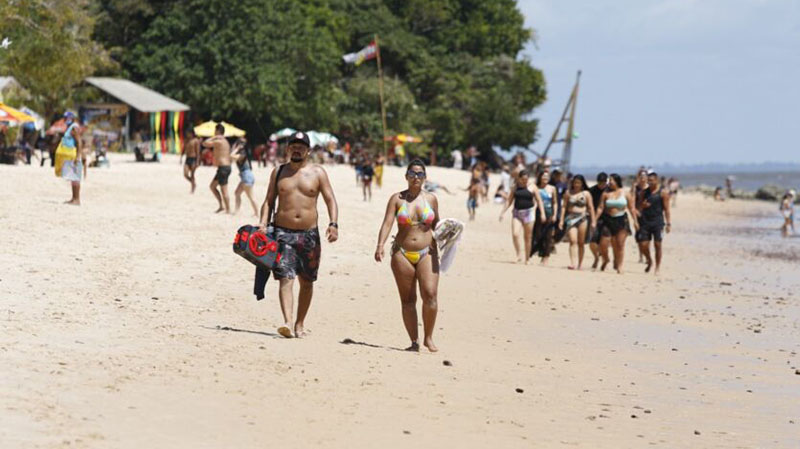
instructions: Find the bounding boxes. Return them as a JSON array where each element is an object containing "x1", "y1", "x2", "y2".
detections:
[
  {"x1": 193, "y1": 120, "x2": 246, "y2": 137},
  {"x1": 0, "y1": 102, "x2": 36, "y2": 125}
]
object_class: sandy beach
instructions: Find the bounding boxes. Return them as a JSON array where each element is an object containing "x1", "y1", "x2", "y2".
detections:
[{"x1": 1, "y1": 154, "x2": 798, "y2": 448}]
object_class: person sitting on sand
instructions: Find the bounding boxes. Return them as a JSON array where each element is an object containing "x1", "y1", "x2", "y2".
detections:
[
  {"x1": 636, "y1": 172, "x2": 671, "y2": 274},
  {"x1": 231, "y1": 138, "x2": 259, "y2": 217},
  {"x1": 596, "y1": 174, "x2": 638, "y2": 274},
  {"x1": 558, "y1": 174, "x2": 596, "y2": 270},
  {"x1": 180, "y1": 129, "x2": 200, "y2": 193},
  {"x1": 257, "y1": 131, "x2": 339, "y2": 338},
  {"x1": 203, "y1": 124, "x2": 232, "y2": 213},
  {"x1": 375, "y1": 159, "x2": 441, "y2": 352},
  {"x1": 499, "y1": 169, "x2": 545, "y2": 264},
  {"x1": 780, "y1": 192, "x2": 794, "y2": 238}
]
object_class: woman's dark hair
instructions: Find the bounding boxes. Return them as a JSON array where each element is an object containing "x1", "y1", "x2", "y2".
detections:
[
  {"x1": 407, "y1": 158, "x2": 426, "y2": 174},
  {"x1": 571, "y1": 174, "x2": 588, "y2": 191},
  {"x1": 536, "y1": 170, "x2": 549, "y2": 186},
  {"x1": 609, "y1": 173, "x2": 623, "y2": 188},
  {"x1": 518, "y1": 169, "x2": 530, "y2": 178}
]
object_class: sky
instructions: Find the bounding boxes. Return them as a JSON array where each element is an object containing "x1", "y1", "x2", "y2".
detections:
[{"x1": 517, "y1": 0, "x2": 800, "y2": 167}]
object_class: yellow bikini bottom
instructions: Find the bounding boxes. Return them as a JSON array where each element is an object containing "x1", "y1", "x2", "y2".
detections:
[{"x1": 392, "y1": 242, "x2": 430, "y2": 265}]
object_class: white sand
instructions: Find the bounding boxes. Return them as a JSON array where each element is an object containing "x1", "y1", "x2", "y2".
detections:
[{"x1": 1, "y1": 153, "x2": 798, "y2": 448}]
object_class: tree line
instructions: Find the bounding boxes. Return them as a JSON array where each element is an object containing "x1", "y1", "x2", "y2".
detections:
[{"x1": 1, "y1": 0, "x2": 546, "y2": 161}]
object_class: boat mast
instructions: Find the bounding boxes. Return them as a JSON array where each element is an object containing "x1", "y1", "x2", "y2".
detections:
[{"x1": 542, "y1": 70, "x2": 581, "y2": 173}]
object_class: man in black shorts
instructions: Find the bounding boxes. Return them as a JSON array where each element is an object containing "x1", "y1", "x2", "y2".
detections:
[
  {"x1": 181, "y1": 129, "x2": 200, "y2": 193},
  {"x1": 588, "y1": 172, "x2": 608, "y2": 269},
  {"x1": 203, "y1": 124, "x2": 232, "y2": 213},
  {"x1": 636, "y1": 172, "x2": 671, "y2": 274},
  {"x1": 258, "y1": 132, "x2": 339, "y2": 338}
]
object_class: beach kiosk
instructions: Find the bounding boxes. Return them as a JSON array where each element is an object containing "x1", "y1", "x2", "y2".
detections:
[{"x1": 81, "y1": 77, "x2": 190, "y2": 157}]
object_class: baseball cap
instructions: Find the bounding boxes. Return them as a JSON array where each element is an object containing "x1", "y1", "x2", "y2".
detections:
[
  {"x1": 288, "y1": 131, "x2": 310, "y2": 147},
  {"x1": 63, "y1": 111, "x2": 75, "y2": 119}
]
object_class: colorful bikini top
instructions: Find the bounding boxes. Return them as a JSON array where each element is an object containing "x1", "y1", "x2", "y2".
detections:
[{"x1": 397, "y1": 195, "x2": 435, "y2": 227}]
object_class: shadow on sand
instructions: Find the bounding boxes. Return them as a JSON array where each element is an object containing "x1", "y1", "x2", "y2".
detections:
[
  {"x1": 340, "y1": 338, "x2": 408, "y2": 352},
  {"x1": 204, "y1": 325, "x2": 281, "y2": 339}
]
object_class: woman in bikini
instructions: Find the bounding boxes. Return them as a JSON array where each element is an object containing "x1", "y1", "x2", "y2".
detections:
[
  {"x1": 231, "y1": 138, "x2": 259, "y2": 216},
  {"x1": 558, "y1": 174, "x2": 596, "y2": 270},
  {"x1": 499, "y1": 170, "x2": 546, "y2": 264},
  {"x1": 375, "y1": 159, "x2": 441, "y2": 352},
  {"x1": 596, "y1": 173, "x2": 639, "y2": 273}
]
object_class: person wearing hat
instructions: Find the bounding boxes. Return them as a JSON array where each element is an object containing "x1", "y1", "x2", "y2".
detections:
[
  {"x1": 54, "y1": 111, "x2": 84, "y2": 205},
  {"x1": 203, "y1": 123, "x2": 232, "y2": 213},
  {"x1": 257, "y1": 131, "x2": 339, "y2": 338}
]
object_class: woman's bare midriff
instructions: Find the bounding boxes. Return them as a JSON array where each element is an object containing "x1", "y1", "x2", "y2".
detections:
[{"x1": 395, "y1": 225, "x2": 434, "y2": 252}]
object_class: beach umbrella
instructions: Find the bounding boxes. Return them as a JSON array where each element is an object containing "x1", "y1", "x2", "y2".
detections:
[
  {"x1": 0, "y1": 102, "x2": 36, "y2": 125},
  {"x1": 273, "y1": 127, "x2": 296, "y2": 139},
  {"x1": 385, "y1": 133, "x2": 423, "y2": 143},
  {"x1": 193, "y1": 120, "x2": 246, "y2": 137},
  {"x1": 306, "y1": 131, "x2": 339, "y2": 147}
]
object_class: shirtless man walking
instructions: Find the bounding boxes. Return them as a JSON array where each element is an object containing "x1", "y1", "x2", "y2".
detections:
[
  {"x1": 180, "y1": 129, "x2": 201, "y2": 193},
  {"x1": 258, "y1": 132, "x2": 339, "y2": 338},
  {"x1": 636, "y1": 172, "x2": 671, "y2": 274},
  {"x1": 203, "y1": 124, "x2": 232, "y2": 213}
]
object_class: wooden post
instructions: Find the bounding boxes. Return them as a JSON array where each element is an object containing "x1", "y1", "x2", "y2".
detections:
[{"x1": 375, "y1": 34, "x2": 389, "y2": 159}]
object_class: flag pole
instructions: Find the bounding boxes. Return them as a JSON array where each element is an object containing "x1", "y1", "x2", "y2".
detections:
[{"x1": 375, "y1": 34, "x2": 388, "y2": 159}]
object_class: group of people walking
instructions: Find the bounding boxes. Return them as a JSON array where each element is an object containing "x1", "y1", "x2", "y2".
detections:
[
  {"x1": 497, "y1": 167, "x2": 672, "y2": 274},
  {"x1": 181, "y1": 124, "x2": 260, "y2": 217},
  {"x1": 247, "y1": 131, "x2": 442, "y2": 352}
]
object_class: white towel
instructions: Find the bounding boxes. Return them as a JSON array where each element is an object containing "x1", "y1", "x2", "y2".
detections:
[{"x1": 434, "y1": 218, "x2": 464, "y2": 273}]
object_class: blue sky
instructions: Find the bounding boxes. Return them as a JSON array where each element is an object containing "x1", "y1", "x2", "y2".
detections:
[{"x1": 518, "y1": 0, "x2": 800, "y2": 166}]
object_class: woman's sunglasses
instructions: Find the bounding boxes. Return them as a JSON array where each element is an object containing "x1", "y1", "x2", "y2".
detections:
[{"x1": 406, "y1": 171, "x2": 426, "y2": 179}]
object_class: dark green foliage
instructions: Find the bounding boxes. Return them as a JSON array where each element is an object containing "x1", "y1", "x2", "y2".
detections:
[{"x1": 89, "y1": 0, "x2": 546, "y2": 159}]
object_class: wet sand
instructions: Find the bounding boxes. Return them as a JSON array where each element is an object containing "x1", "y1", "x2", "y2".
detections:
[{"x1": 1, "y1": 154, "x2": 798, "y2": 448}]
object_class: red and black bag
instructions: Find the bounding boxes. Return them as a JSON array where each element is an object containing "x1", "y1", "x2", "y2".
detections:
[
  {"x1": 233, "y1": 225, "x2": 282, "y2": 269},
  {"x1": 233, "y1": 164, "x2": 285, "y2": 270}
]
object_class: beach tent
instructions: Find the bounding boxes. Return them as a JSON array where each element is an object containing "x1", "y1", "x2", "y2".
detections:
[
  {"x1": 0, "y1": 102, "x2": 36, "y2": 125},
  {"x1": 194, "y1": 120, "x2": 246, "y2": 137}
]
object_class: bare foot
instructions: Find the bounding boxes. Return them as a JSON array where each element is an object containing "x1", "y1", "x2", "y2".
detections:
[
  {"x1": 277, "y1": 324, "x2": 294, "y2": 338},
  {"x1": 64, "y1": 199, "x2": 80, "y2": 206},
  {"x1": 541, "y1": 257, "x2": 549, "y2": 265},
  {"x1": 405, "y1": 342, "x2": 420, "y2": 352},
  {"x1": 191, "y1": 181, "x2": 196, "y2": 193},
  {"x1": 654, "y1": 266, "x2": 660, "y2": 276},
  {"x1": 294, "y1": 324, "x2": 310, "y2": 338},
  {"x1": 214, "y1": 207, "x2": 224, "y2": 214},
  {"x1": 600, "y1": 260, "x2": 609, "y2": 271},
  {"x1": 423, "y1": 337, "x2": 438, "y2": 353},
  {"x1": 591, "y1": 259, "x2": 599, "y2": 270},
  {"x1": 645, "y1": 260, "x2": 652, "y2": 273}
]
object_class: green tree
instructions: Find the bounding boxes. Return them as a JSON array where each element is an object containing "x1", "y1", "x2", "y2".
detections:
[
  {"x1": 91, "y1": 0, "x2": 546, "y2": 162},
  {"x1": 0, "y1": 0, "x2": 113, "y2": 121}
]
